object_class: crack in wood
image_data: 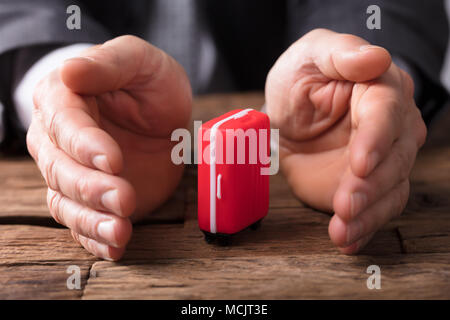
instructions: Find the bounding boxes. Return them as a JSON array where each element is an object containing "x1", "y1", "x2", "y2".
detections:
[{"x1": 395, "y1": 227, "x2": 407, "y2": 254}]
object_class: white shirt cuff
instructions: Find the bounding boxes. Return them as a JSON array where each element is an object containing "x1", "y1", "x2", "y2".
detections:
[{"x1": 13, "y1": 43, "x2": 94, "y2": 130}]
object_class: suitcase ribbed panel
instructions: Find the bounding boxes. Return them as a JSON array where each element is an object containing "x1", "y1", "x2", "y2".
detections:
[{"x1": 198, "y1": 109, "x2": 270, "y2": 235}]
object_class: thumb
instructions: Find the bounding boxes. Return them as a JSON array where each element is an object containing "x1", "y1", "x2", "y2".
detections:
[
  {"x1": 60, "y1": 35, "x2": 165, "y2": 95},
  {"x1": 300, "y1": 29, "x2": 392, "y2": 82}
]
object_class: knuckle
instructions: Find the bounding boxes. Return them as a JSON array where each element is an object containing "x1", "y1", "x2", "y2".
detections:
[
  {"x1": 75, "y1": 174, "x2": 92, "y2": 204},
  {"x1": 401, "y1": 70, "x2": 415, "y2": 98},
  {"x1": 394, "y1": 147, "x2": 412, "y2": 181},
  {"x1": 338, "y1": 33, "x2": 361, "y2": 44},
  {"x1": 83, "y1": 237, "x2": 100, "y2": 257},
  {"x1": 70, "y1": 126, "x2": 94, "y2": 162},
  {"x1": 74, "y1": 208, "x2": 93, "y2": 236},
  {"x1": 119, "y1": 34, "x2": 142, "y2": 44},
  {"x1": 47, "y1": 189, "x2": 63, "y2": 224},
  {"x1": 43, "y1": 156, "x2": 60, "y2": 190},
  {"x1": 69, "y1": 130, "x2": 83, "y2": 161},
  {"x1": 415, "y1": 111, "x2": 427, "y2": 148},
  {"x1": 46, "y1": 94, "x2": 71, "y2": 144},
  {"x1": 32, "y1": 78, "x2": 47, "y2": 111},
  {"x1": 299, "y1": 28, "x2": 331, "y2": 48},
  {"x1": 304, "y1": 28, "x2": 328, "y2": 38},
  {"x1": 36, "y1": 146, "x2": 47, "y2": 179},
  {"x1": 26, "y1": 125, "x2": 38, "y2": 160},
  {"x1": 70, "y1": 230, "x2": 81, "y2": 244},
  {"x1": 47, "y1": 110, "x2": 61, "y2": 144},
  {"x1": 385, "y1": 101, "x2": 403, "y2": 130}
]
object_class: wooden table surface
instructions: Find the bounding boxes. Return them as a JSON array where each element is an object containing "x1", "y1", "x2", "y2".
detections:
[{"x1": 1, "y1": 93, "x2": 449, "y2": 299}]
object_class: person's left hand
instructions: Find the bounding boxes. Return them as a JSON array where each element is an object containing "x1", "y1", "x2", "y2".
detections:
[{"x1": 265, "y1": 29, "x2": 427, "y2": 254}]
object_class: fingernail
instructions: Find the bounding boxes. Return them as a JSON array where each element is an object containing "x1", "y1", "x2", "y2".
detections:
[
  {"x1": 366, "y1": 151, "x2": 379, "y2": 175},
  {"x1": 350, "y1": 192, "x2": 367, "y2": 218},
  {"x1": 97, "y1": 220, "x2": 117, "y2": 247},
  {"x1": 346, "y1": 219, "x2": 363, "y2": 245},
  {"x1": 359, "y1": 44, "x2": 381, "y2": 51},
  {"x1": 92, "y1": 155, "x2": 113, "y2": 173},
  {"x1": 101, "y1": 189, "x2": 122, "y2": 215}
]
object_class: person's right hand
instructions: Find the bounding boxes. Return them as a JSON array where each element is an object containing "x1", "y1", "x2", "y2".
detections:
[{"x1": 27, "y1": 36, "x2": 192, "y2": 260}]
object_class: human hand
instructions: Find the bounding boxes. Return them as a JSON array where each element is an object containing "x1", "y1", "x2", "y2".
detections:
[
  {"x1": 265, "y1": 29, "x2": 426, "y2": 254},
  {"x1": 27, "y1": 36, "x2": 192, "y2": 260}
]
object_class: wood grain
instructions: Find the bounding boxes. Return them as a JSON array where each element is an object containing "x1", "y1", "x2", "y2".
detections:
[
  {"x1": 83, "y1": 253, "x2": 450, "y2": 299},
  {"x1": 0, "y1": 225, "x2": 96, "y2": 264},
  {"x1": 120, "y1": 205, "x2": 401, "y2": 262},
  {"x1": 0, "y1": 159, "x2": 49, "y2": 222},
  {"x1": 0, "y1": 264, "x2": 92, "y2": 299},
  {"x1": 0, "y1": 159, "x2": 188, "y2": 225},
  {"x1": 0, "y1": 225, "x2": 97, "y2": 299},
  {"x1": 1, "y1": 93, "x2": 450, "y2": 299},
  {"x1": 398, "y1": 224, "x2": 450, "y2": 254}
]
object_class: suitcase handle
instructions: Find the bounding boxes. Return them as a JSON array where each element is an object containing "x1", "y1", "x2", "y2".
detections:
[{"x1": 217, "y1": 174, "x2": 222, "y2": 199}]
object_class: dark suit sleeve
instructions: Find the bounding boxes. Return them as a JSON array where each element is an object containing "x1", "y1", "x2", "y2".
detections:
[
  {"x1": 0, "y1": 0, "x2": 110, "y2": 54},
  {"x1": 0, "y1": 0, "x2": 111, "y2": 153},
  {"x1": 286, "y1": 0, "x2": 449, "y2": 124}
]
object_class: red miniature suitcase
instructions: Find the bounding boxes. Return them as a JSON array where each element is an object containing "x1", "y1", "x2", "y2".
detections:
[{"x1": 198, "y1": 109, "x2": 270, "y2": 241}]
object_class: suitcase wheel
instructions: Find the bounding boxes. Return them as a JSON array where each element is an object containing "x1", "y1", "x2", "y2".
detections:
[
  {"x1": 202, "y1": 231, "x2": 232, "y2": 246},
  {"x1": 216, "y1": 234, "x2": 232, "y2": 246},
  {"x1": 203, "y1": 231, "x2": 215, "y2": 244},
  {"x1": 250, "y1": 219, "x2": 262, "y2": 231}
]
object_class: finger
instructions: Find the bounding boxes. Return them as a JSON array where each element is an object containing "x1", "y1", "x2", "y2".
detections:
[
  {"x1": 338, "y1": 232, "x2": 376, "y2": 255},
  {"x1": 350, "y1": 98, "x2": 402, "y2": 177},
  {"x1": 71, "y1": 231, "x2": 126, "y2": 261},
  {"x1": 334, "y1": 130, "x2": 418, "y2": 220},
  {"x1": 28, "y1": 120, "x2": 136, "y2": 217},
  {"x1": 329, "y1": 179, "x2": 410, "y2": 247},
  {"x1": 33, "y1": 71, "x2": 123, "y2": 174},
  {"x1": 349, "y1": 67, "x2": 413, "y2": 177},
  {"x1": 60, "y1": 35, "x2": 165, "y2": 94},
  {"x1": 49, "y1": 188, "x2": 132, "y2": 248},
  {"x1": 298, "y1": 28, "x2": 391, "y2": 82}
]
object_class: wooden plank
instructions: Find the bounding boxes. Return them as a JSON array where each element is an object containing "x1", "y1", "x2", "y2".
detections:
[
  {"x1": 410, "y1": 147, "x2": 450, "y2": 187},
  {"x1": 0, "y1": 159, "x2": 49, "y2": 221},
  {"x1": 0, "y1": 158, "x2": 186, "y2": 225},
  {"x1": 82, "y1": 253, "x2": 450, "y2": 299},
  {"x1": 0, "y1": 264, "x2": 92, "y2": 299},
  {"x1": 2, "y1": 93, "x2": 450, "y2": 300},
  {"x1": 386, "y1": 207, "x2": 450, "y2": 254},
  {"x1": 391, "y1": 146, "x2": 450, "y2": 253},
  {"x1": 123, "y1": 207, "x2": 401, "y2": 261},
  {"x1": 0, "y1": 225, "x2": 97, "y2": 299},
  {"x1": 398, "y1": 224, "x2": 450, "y2": 254},
  {"x1": 0, "y1": 225, "x2": 96, "y2": 264},
  {"x1": 390, "y1": 144, "x2": 450, "y2": 253}
]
